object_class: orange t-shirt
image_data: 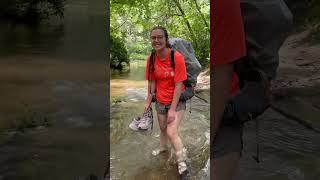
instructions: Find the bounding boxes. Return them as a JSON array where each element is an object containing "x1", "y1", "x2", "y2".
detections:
[
  {"x1": 211, "y1": 0, "x2": 246, "y2": 65},
  {"x1": 145, "y1": 48, "x2": 187, "y2": 105},
  {"x1": 211, "y1": 0, "x2": 246, "y2": 96}
]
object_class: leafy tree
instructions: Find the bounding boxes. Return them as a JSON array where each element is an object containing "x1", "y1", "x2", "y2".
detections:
[
  {"x1": 110, "y1": 33, "x2": 130, "y2": 70},
  {"x1": 110, "y1": 0, "x2": 210, "y2": 68},
  {"x1": 284, "y1": 0, "x2": 319, "y2": 24},
  {"x1": 0, "y1": 0, "x2": 65, "y2": 23},
  {"x1": 285, "y1": 0, "x2": 320, "y2": 42}
]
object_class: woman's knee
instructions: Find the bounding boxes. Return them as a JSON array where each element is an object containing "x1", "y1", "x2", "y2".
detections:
[
  {"x1": 159, "y1": 124, "x2": 167, "y2": 132},
  {"x1": 166, "y1": 127, "x2": 178, "y2": 139}
]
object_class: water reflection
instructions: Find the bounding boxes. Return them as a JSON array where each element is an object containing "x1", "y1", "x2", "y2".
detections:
[
  {"x1": 0, "y1": 0, "x2": 106, "y2": 61},
  {"x1": 0, "y1": 0, "x2": 107, "y2": 179},
  {"x1": 111, "y1": 61, "x2": 147, "y2": 81}
]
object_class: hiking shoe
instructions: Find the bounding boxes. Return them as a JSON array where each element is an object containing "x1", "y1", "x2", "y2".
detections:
[
  {"x1": 177, "y1": 160, "x2": 188, "y2": 176},
  {"x1": 176, "y1": 148, "x2": 188, "y2": 176},
  {"x1": 138, "y1": 107, "x2": 153, "y2": 130},
  {"x1": 180, "y1": 168, "x2": 189, "y2": 180},
  {"x1": 129, "y1": 116, "x2": 141, "y2": 131}
]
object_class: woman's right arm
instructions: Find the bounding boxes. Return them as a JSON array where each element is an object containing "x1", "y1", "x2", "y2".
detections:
[
  {"x1": 144, "y1": 80, "x2": 155, "y2": 112},
  {"x1": 144, "y1": 54, "x2": 156, "y2": 112}
]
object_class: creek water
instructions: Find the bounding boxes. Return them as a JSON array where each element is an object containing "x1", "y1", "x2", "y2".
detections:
[
  {"x1": 110, "y1": 77, "x2": 320, "y2": 180},
  {"x1": 110, "y1": 62, "x2": 210, "y2": 180},
  {"x1": 0, "y1": 0, "x2": 107, "y2": 179}
]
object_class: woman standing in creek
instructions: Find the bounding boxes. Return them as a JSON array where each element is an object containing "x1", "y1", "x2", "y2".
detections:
[{"x1": 144, "y1": 26, "x2": 189, "y2": 177}]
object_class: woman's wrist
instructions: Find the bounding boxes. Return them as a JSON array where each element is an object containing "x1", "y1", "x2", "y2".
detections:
[
  {"x1": 169, "y1": 106, "x2": 176, "y2": 112},
  {"x1": 146, "y1": 98, "x2": 151, "y2": 105},
  {"x1": 146, "y1": 94, "x2": 153, "y2": 103}
]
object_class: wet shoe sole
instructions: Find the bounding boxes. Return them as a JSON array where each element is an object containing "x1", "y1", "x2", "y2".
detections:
[
  {"x1": 138, "y1": 125, "x2": 152, "y2": 130},
  {"x1": 138, "y1": 127, "x2": 149, "y2": 131},
  {"x1": 180, "y1": 170, "x2": 189, "y2": 180}
]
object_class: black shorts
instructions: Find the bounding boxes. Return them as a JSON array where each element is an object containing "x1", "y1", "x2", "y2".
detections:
[{"x1": 155, "y1": 101, "x2": 186, "y2": 115}]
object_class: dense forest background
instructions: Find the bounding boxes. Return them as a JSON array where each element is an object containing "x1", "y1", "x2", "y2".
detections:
[
  {"x1": 0, "y1": 0, "x2": 65, "y2": 23},
  {"x1": 110, "y1": 0, "x2": 210, "y2": 70},
  {"x1": 0, "y1": 0, "x2": 319, "y2": 69},
  {"x1": 285, "y1": 0, "x2": 320, "y2": 43}
]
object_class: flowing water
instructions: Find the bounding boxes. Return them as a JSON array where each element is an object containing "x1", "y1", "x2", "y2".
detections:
[
  {"x1": 0, "y1": 0, "x2": 107, "y2": 179},
  {"x1": 110, "y1": 62, "x2": 210, "y2": 180}
]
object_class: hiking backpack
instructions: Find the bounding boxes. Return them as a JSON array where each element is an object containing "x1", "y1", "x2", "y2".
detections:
[
  {"x1": 149, "y1": 38, "x2": 202, "y2": 101},
  {"x1": 236, "y1": 0, "x2": 293, "y2": 81},
  {"x1": 223, "y1": 0, "x2": 293, "y2": 126},
  {"x1": 222, "y1": 0, "x2": 293, "y2": 163}
]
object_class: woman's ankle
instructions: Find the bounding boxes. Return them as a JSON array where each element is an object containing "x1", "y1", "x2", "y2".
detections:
[
  {"x1": 159, "y1": 144, "x2": 168, "y2": 151},
  {"x1": 176, "y1": 147, "x2": 187, "y2": 161}
]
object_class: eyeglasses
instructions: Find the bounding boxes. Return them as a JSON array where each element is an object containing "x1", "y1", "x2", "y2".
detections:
[{"x1": 151, "y1": 36, "x2": 164, "y2": 41}]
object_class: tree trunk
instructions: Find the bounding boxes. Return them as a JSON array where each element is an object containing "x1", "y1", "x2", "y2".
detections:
[
  {"x1": 172, "y1": 0, "x2": 198, "y2": 47},
  {"x1": 192, "y1": 0, "x2": 209, "y2": 30}
]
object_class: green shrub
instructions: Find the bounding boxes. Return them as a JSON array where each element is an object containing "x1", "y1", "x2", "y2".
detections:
[
  {"x1": 0, "y1": 0, "x2": 65, "y2": 23},
  {"x1": 13, "y1": 104, "x2": 51, "y2": 131},
  {"x1": 285, "y1": 0, "x2": 320, "y2": 43},
  {"x1": 111, "y1": 96, "x2": 127, "y2": 104},
  {"x1": 110, "y1": 34, "x2": 130, "y2": 70}
]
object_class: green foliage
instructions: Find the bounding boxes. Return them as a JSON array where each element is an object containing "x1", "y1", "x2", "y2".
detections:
[
  {"x1": 130, "y1": 53, "x2": 148, "y2": 61},
  {"x1": 13, "y1": 104, "x2": 51, "y2": 132},
  {"x1": 127, "y1": 42, "x2": 150, "y2": 55},
  {"x1": 285, "y1": 0, "x2": 320, "y2": 43},
  {"x1": 111, "y1": 96, "x2": 127, "y2": 104},
  {"x1": 0, "y1": 0, "x2": 65, "y2": 23},
  {"x1": 110, "y1": 33, "x2": 130, "y2": 69},
  {"x1": 110, "y1": 0, "x2": 210, "y2": 67},
  {"x1": 285, "y1": 0, "x2": 320, "y2": 24},
  {"x1": 127, "y1": 41, "x2": 150, "y2": 60},
  {"x1": 309, "y1": 24, "x2": 320, "y2": 44}
]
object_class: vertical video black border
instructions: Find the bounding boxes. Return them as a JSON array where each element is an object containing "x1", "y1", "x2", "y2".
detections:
[{"x1": 105, "y1": 0, "x2": 110, "y2": 179}]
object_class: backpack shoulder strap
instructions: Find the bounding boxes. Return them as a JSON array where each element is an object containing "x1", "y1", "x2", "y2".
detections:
[
  {"x1": 148, "y1": 51, "x2": 155, "y2": 81},
  {"x1": 151, "y1": 49, "x2": 175, "y2": 72},
  {"x1": 170, "y1": 49, "x2": 175, "y2": 69},
  {"x1": 150, "y1": 50, "x2": 155, "y2": 72}
]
